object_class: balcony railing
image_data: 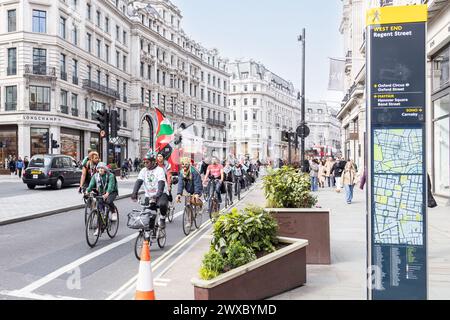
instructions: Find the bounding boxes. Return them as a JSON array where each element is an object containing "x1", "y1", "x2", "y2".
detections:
[
  {"x1": 82, "y1": 79, "x2": 120, "y2": 100},
  {"x1": 30, "y1": 102, "x2": 50, "y2": 111},
  {"x1": 60, "y1": 105, "x2": 69, "y2": 114},
  {"x1": 5, "y1": 102, "x2": 17, "y2": 111},
  {"x1": 206, "y1": 118, "x2": 226, "y2": 127},
  {"x1": 71, "y1": 108, "x2": 79, "y2": 117},
  {"x1": 60, "y1": 71, "x2": 67, "y2": 81},
  {"x1": 25, "y1": 64, "x2": 56, "y2": 77}
]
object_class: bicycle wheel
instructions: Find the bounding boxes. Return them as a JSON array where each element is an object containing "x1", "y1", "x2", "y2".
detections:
[
  {"x1": 157, "y1": 227, "x2": 166, "y2": 248},
  {"x1": 209, "y1": 198, "x2": 219, "y2": 219},
  {"x1": 86, "y1": 210, "x2": 100, "y2": 248},
  {"x1": 167, "y1": 205, "x2": 175, "y2": 223},
  {"x1": 194, "y1": 205, "x2": 203, "y2": 229},
  {"x1": 84, "y1": 201, "x2": 90, "y2": 225},
  {"x1": 107, "y1": 206, "x2": 119, "y2": 239},
  {"x1": 134, "y1": 231, "x2": 144, "y2": 261},
  {"x1": 182, "y1": 206, "x2": 193, "y2": 236}
]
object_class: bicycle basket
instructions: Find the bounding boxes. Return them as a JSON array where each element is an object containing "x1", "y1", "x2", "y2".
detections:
[{"x1": 127, "y1": 210, "x2": 156, "y2": 230}]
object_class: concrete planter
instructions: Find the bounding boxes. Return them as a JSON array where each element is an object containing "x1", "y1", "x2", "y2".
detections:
[
  {"x1": 192, "y1": 237, "x2": 308, "y2": 300},
  {"x1": 266, "y1": 208, "x2": 331, "y2": 264}
]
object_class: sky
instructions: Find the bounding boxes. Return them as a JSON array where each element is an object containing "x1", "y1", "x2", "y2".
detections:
[{"x1": 174, "y1": 0, "x2": 345, "y2": 106}]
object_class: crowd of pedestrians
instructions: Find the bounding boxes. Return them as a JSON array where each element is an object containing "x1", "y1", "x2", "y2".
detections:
[{"x1": 4, "y1": 155, "x2": 29, "y2": 178}]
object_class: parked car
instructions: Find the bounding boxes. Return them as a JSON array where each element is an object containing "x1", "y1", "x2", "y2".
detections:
[{"x1": 22, "y1": 154, "x2": 82, "y2": 190}]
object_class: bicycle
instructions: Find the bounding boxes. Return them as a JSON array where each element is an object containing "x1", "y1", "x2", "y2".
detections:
[
  {"x1": 85, "y1": 194, "x2": 119, "y2": 248},
  {"x1": 128, "y1": 197, "x2": 167, "y2": 260},
  {"x1": 206, "y1": 176, "x2": 220, "y2": 219},
  {"x1": 181, "y1": 195, "x2": 204, "y2": 236},
  {"x1": 224, "y1": 181, "x2": 234, "y2": 208},
  {"x1": 83, "y1": 191, "x2": 96, "y2": 225}
]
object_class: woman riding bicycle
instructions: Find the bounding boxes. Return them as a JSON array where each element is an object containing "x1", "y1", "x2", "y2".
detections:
[{"x1": 203, "y1": 157, "x2": 224, "y2": 204}]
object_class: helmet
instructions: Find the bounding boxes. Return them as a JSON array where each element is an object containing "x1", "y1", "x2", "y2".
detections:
[{"x1": 143, "y1": 150, "x2": 157, "y2": 161}]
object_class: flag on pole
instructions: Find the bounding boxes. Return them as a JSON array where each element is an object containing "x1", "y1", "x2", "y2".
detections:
[
  {"x1": 328, "y1": 58, "x2": 345, "y2": 92},
  {"x1": 155, "y1": 108, "x2": 174, "y2": 152}
]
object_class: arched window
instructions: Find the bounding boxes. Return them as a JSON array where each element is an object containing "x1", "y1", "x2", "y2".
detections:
[{"x1": 140, "y1": 115, "x2": 154, "y2": 158}]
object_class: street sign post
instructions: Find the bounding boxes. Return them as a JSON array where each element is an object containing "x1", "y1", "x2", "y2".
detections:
[
  {"x1": 366, "y1": 5, "x2": 428, "y2": 300},
  {"x1": 296, "y1": 124, "x2": 310, "y2": 139}
]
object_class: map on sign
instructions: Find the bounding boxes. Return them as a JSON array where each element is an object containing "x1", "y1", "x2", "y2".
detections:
[
  {"x1": 373, "y1": 174, "x2": 423, "y2": 245},
  {"x1": 373, "y1": 128, "x2": 422, "y2": 174}
]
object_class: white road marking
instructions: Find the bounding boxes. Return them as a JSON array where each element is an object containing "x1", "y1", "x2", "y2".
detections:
[{"x1": 0, "y1": 290, "x2": 86, "y2": 300}]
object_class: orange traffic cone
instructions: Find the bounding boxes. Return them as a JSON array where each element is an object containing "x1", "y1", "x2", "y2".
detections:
[{"x1": 135, "y1": 240, "x2": 156, "y2": 300}]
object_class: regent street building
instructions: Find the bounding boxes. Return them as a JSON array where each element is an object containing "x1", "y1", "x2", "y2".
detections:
[{"x1": 0, "y1": 0, "x2": 230, "y2": 170}]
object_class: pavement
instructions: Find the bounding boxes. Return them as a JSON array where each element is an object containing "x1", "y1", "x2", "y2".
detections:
[
  {"x1": 0, "y1": 174, "x2": 140, "y2": 225},
  {"x1": 144, "y1": 180, "x2": 450, "y2": 300}
]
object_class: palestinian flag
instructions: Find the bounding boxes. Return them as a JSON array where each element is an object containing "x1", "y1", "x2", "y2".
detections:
[{"x1": 155, "y1": 108, "x2": 174, "y2": 152}]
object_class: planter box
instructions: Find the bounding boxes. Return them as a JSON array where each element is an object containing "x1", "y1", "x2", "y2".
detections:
[
  {"x1": 192, "y1": 237, "x2": 308, "y2": 300},
  {"x1": 266, "y1": 208, "x2": 331, "y2": 264}
]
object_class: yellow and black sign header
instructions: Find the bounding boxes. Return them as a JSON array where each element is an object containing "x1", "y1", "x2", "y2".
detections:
[{"x1": 366, "y1": 4, "x2": 427, "y2": 26}]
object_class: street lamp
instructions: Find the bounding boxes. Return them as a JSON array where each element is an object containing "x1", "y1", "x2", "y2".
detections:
[{"x1": 298, "y1": 28, "x2": 306, "y2": 169}]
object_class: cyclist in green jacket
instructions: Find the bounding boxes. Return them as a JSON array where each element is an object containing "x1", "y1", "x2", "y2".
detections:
[{"x1": 86, "y1": 162, "x2": 119, "y2": 222}]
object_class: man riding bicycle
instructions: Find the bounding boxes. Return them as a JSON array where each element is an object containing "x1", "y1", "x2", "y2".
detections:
[
  {"x1": 203, "y1": 157, "x2": 224, "y2": 203},
  {"x1": 131, "y1": 151, "x2": 169, "y2": 229},
  {"x1": 78, "y1": 151, "x2": 100, "y2": 194},
  {"x1": 85, "y1": 162, "x2": 119, "y2": 235}
]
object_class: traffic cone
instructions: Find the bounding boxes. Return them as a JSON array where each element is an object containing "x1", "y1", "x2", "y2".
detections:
[{"x1": 135, "y1": 240, "x2": 156, "y2": 300}]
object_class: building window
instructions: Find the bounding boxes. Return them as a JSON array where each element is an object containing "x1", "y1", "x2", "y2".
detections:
[
  {"x1": 32, "y1": 10, "x2": 46, "y2": 33},
  {"x1": 60, "y1": 54, "x2": 67, "y2": 81},
  {"x1": 116, "y1": 51, "x2": 120, "y2": 68},
  {"x1": 86, "y1": 33, "x2": 92, "y2": 52},
  {"x1": 253, "y1": 110, "x2": 257, "y2": 120},
  {"x1": 233, "y1": 85, "x2": 236, "y2": 92},
  {"x1": 432, "y1": 46, "x2": 449, "y2": 93},
  {"x1": 253, "y1": 85, "x2": 257, "y2": 91},
  {"x1": 60, "y1": 16, "x2": 66, "y2": 39},
  {"x1": 123, "y1": 31, "x2": 127, "y2": 46},
  {"x1": 96, "y1": 10, "x2": 101, "y2": 27},
  {"x1": 123, "y1": 109, "x2": 127, "y2": 127},
  {"x1": 60, "y1": 90, "x2": 68, "y2": 113},
  {"x1": 432, "y1": 94, "x2": 450, "y2": 196},
  {"x1": 96, "y1": 70, "x2": 101, "y2": 84},
  {"x1": 7, "y1": 48, "x2": 16, "y2": 76},
  {"x1": 30, "y1": 86, "x2": 50, "y2": 111},
  {"x1": 116, "y1": 25, "x2": 120, "y2": 40},
  {"x1": 140, "y1": 63, "x2": 144, "y2": 78},
  {"x1": 7, "y1": 9, "x2": 16, "y2": 32},
  {"x1": 72, "y1": 25, "x2": 78, "y2": 45},
  {"x1": 244, "y1": 85, "x2": 248, "y2": 91},
  {"x1": 72, "y1": 59, "x2": 78, "y2": 84},
  {"x1": 253, "y1": 98, "x2": 257, "y2": 106},
  {"x1": 32, "y1": 48, "x2": 46, "y2": 74},
  {"x1": 105, "y1": 17, "x2": 109, "y2": 33},
  {"x1": 86, "y1": 3, "x2": 91, "y2": 21},
  {"x1": 87, "y1": 65, "x2": 91, "y2": 81},
  {"x1": 244, "y1": 98, "x2": 248, "y2": 106},
  {"x1": 141, "y1": 87, "x2": 144, "y2": 103},
  {"x1": 233, "y1": 111, "x2": 236, "y2": 121},
  {"x1": 71, "y1": 93, "x2": 78, "y2": 116},
  {"x1": 244, "y1": 110, "x2": 248, "y2": 121},
  {"x1": 123, "y1": 83, "x2": 127, "y2": 102},
  {"x1": 123, "y1": 55, "x2": 127, "y2": 72},
  {"x1": 96, "y1": 39, "x2": 101, "y2": 57},
  {"x1": 105, "y1": 44, "x2": 110, "y2": 63},
  {"x1": 30, "y1": 128, "x2": 49, "y2": 156},
  {"x1": 5, "y1": 86, "x2": 17, "y2": 111},
  {"x1": 105, "y1": 74, "x2": 109, "y2": 88}
]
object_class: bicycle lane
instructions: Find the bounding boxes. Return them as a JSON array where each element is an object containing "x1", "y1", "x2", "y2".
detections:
[{"x1": 0, "y1": 196, "x2": 188, "y2": 300}]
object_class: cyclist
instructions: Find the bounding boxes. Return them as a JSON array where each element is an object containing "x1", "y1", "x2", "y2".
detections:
[
  {"x1": 85, "y1": 162, "x2": 119, "y2": 234},
  {"x1": 176, "y1": 157, "x2": 203, "y2": 226},
  {"x1": 121, "y1": 160, "x2": 129, "y2": 179},
  {"x1": 233, "y1": 162, "x2": 245, "y2": 196},
  {"x1": 203, "y1": 157, "x2": 224, "y2": 203},
  {"x1": 78, "y1": 151, "x2": 100, "y2": 194},
  {"x1": 157, "y1": 152, "x2": 172, "y2": 200},
  {"x1": 223, "y1": 160, "x2": 234, "y2": 204},
  {"x1": 131, "y1": 151, "x2": 168, "y2": 229}
]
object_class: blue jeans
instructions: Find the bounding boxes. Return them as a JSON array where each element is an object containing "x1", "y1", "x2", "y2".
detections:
[
  {"x1": 344, "y1": 184, "x2": 354, "y2": 203},
  {"x1": 310, "y1": 176, "x2": 318, "y2": 192}
]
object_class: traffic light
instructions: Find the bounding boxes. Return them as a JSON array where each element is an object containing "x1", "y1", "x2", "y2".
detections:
[
  {"x1": 42, "y1": 132, "x2": 49, "y2": 149},
  {"x1": 51, "y1": 139, "x2": 60, "y2": 149},
  {"x1": 110, "y1": 109, "x2": 120, "y2": 138},
  {"x1": 95, "y1": 109, "x2": 109, "y2": 136}
]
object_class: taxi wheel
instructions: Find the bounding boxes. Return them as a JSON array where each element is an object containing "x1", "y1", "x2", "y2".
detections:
[{"x1": 27, "y1": 184, "x2": 36, "y2": 190}]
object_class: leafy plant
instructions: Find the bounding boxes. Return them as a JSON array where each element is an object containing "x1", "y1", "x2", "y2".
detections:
[
  {"x1": 225, "y1": 241, "x2": 257, "y2": 270},
  {"x1": 199, "y1": 249, "x2": 226, "y2": 280},
  {"x1": 263, "y1": 166, "x2": 317, "y2": 208},
  {"x1": 108, "y1": 163, "x2": 118, "y2": 170},
  {"x1": 199, "y1": 206, "x2": 279, "y2": 280}
]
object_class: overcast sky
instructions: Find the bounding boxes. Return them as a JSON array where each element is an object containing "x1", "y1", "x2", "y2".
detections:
[{"x1": 174, "y1": 0, "x2": 345, "y2": 105}]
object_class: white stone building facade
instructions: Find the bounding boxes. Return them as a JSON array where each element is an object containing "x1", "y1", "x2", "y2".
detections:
[
  {"x1": 228, "y1": 60, "x2": 301, "y2": 164},
  {"x1": 0, "y1": 0, "x2": 230, "y2": 170}
]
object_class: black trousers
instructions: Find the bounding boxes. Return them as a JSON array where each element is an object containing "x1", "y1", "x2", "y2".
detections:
[
  {"x1": 104, "y1": 191, "x2": 118, "y2": 212},
  {"x1": 157, "y1": 193, "x2": 169, "y2": 217}
]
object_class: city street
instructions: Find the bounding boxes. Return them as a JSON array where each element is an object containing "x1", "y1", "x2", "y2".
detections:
[{"x1": 0, "y1": 178, "x2": 256, "y2": 300}]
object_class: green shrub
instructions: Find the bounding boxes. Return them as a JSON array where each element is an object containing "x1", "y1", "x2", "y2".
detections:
[
  {"x1": 108, "y1": 163, "x2": 118, "y2": 170},
  {"x1": 199, "y1": 206, "x2": 279, "y2": 280},
  {"x1": 225, "y1": 241, "x2": 257, "y2": 270},
  {"x1": 263, "y1": 166, "x2": 317, "y2": 208}
]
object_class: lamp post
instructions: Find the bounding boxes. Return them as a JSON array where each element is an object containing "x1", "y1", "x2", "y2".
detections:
[{"x1": 298, "y1": 28, "x2": 306, "y2": 169}]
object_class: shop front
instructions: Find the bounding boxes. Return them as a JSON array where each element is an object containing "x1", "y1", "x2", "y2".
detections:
[
  {"x1": 30, "y1": 127, "x2": 49, "y2": 157},
  {"x1": 0, "y1": 125, "x2": 18, "y2": 172},
  {"x1": 60, "y1": 127, "x2": 83, "y2": 161}
]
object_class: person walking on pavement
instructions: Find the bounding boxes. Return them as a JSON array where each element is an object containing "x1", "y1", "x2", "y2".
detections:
[
  {"x1": 309, "y1": 158, "x2": 319, "y2": 192},
  {"x1": 16, "y1": 157, "x2": 24, "y2": 179},
  {"x1": 318, "y1": 160, "x2": 326, "y2": 188},
  {"x1": 331, "y1": 157, "x2": 347, "y2": 193},
  {"x1": 325, "y1": 157, "x2": 334, "y2": 187},
  {"x1": 9, "y1": 156, "x2": 16, "y2": 176},
  {"x1": 342, "y1": 160, "x2": 357, "y2": 204}
]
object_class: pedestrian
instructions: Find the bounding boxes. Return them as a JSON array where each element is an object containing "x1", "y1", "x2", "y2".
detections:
[
  {"x1": 309, "y1": 158, "x2": 319, "y2": 192},
  {"x1": 359, "y1": 167, "x2": 367, "y2": 190},
  {"x1": 16, "y1": 157, "x2": 24, "y2": 178},
  {"x1": 9, "y1": 157, "x2": 16, "y2": 176},
  {"x1": 325, "y1": 157, "x2": 334, "y2": 187},
  {"x1": 318, "y1": 160, "x2": 326, "y2": 188},
  {"x1": 24, "y1": 156, "x2": 29, "y2": 170},
  {"x1": 134, "y1": 157, "x2": 139, "y2": 172},
  {"x1": 342, "y1": 160, "x2": 356, "y2": 204},
  {"x1": 331, "y1": 157, "x2": 347, "y2": 193}
]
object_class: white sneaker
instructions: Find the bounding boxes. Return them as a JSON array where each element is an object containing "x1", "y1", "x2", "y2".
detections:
[
  {"x1": 111, "y1": 211, "x2": 118, "y2": 221},
  {"x1": 185, "y1": 222, "x2": 191, "y2": 229},
  {"x1": 93, "y1": 228, "x2": 99, "y2": 236}
]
